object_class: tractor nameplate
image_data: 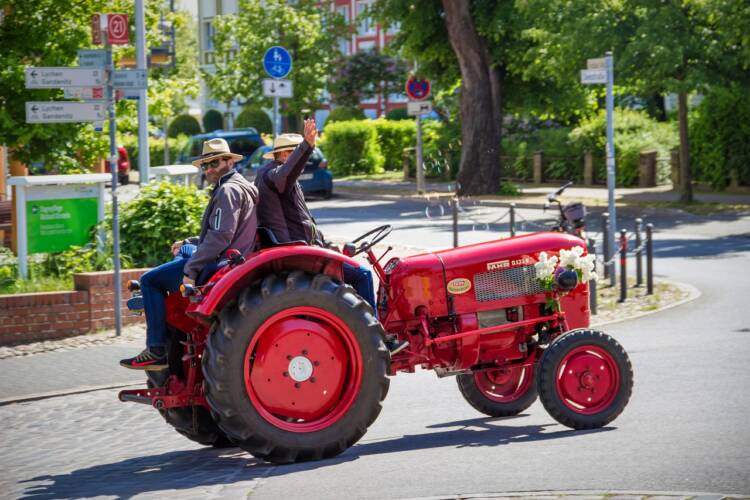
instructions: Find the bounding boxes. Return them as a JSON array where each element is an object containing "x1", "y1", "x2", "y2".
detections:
[
  {"x1": 447, "y1": 278, "x2": 472, "y2": 295},
  {"x1": 474, "y1": 265, "x2": 544, "y2": 302}
]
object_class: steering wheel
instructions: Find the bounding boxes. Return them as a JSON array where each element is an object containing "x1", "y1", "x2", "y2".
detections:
[{"x1": 345, "y1": 225, "x2": 392, "y2": 256}]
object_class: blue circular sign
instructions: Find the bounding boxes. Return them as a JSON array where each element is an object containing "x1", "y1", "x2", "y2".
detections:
[{"x1": 263, "y1": 46, "x2": 293, "y2": 79}]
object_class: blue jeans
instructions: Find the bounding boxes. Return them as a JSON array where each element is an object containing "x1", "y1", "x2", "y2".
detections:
[
  {"x1": 343, "y1": 263, "x2": 376, "y2": 312},
  {"x1": 141, "y1": 245, "x2": 218, "y2": 348}
]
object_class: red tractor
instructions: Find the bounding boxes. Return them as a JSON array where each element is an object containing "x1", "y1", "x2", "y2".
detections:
[{"x1": 120, "y1": 226, "x2": 633, "y2": 463}]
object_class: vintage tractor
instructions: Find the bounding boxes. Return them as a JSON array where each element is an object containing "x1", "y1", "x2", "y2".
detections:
[{"x1": 119, "y1": 225, "x2": 633, "y2": 463}]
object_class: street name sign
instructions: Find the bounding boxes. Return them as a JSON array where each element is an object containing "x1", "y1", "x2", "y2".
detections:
[
  {"x1": 26, "y1": 101, "x2": 107, "y2": 123},
  {"x1": 263, "y1": 46, "x2": 292, "y2": 79},
  {"x1": 580, "y1": 69, "x2": 607, "y2": 84},
  {"x1": 78, "y1": 49, "x2": 107, "y2": 68},
  {"x1": 63, "y1": 87, "x2": 105, "y2": 100},
  {"x1": 25, "y1": 67, "x2": 104, "y2": 88},
  {"x1": 587, "y1": 57, "x2": 606, "y2": 70},
  {"x1": 113, "y1": 69, "x2": 147, "y2": 89},
  {"x1": 407, "y1": 100, "x2": 433, "y2": 116},
  {"x1": 263, "y1": 79, "x2": 293, "y2": 98}
]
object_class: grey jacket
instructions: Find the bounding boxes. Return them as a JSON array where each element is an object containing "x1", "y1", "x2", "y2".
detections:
[
  {"x1": 254, "y1": 140, "x2": 323, "y2": 244},
  {"x1": 183, "y1": 170, "x2": 258, "y2": 280}
]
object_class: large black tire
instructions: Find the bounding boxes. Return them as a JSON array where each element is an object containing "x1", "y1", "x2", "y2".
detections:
[
  {"x1": 203, "y1": 271, "x2": 390, "y2": 464},
  {"x1": 457, "y1": 365, "x2": 537, "y2": 417},
  {"x1": 147, "y1": 330, "x2": 234, "y2": 448},
  {"x1": 536, "y1": 329, "x2": 633, "y2": 429}
]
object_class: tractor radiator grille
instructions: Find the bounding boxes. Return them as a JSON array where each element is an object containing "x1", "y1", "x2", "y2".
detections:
[{"x1": 474, "y1": 265, "x2": 545, "y2": 302}]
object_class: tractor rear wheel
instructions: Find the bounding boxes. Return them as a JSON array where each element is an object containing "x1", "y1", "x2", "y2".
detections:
[
  {"x1": 457, "y1": 365, "x2": 537, "y2": 417},
  {"x1": 536, "y1": 329, "x2": 633, "y2": 429},
  {"x1": 203, "y1": 271, "x2": 390, "y2": 464}
]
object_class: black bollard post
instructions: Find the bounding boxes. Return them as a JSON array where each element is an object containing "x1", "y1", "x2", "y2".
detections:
[
  {"x1": 587, "y1": 237, "x2": 598, "y2": 315},
  {"x1": 646, "y1": 223, "x2": 654, "y2": 295},
  {"x1": 618, "y1": 229, "x2": 627, "y2": 303},
  {"x1": 509, "y1": 203, "x2": 516, "y2": 237},
  {"x1": 602, "y1": 212, "x2": 610, "y2": 281},
  {"x1": 635, "y1": 218, "x2": 643, "y2": 287},
  {"x1": 452, "y1": 197, "x2": 459, "y2": 248}
]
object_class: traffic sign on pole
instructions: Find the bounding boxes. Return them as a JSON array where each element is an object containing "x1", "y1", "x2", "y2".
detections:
[
  {"x1": 580, "y1": 69, "x2": 607, "y2": 84},
  {"x1": 587, "y1": 57, "x2": 606, "y2": 70},
  {"x1": 107, "y1": 13, "x2": 129, "y2": 45},
  {"x1": 26, "y1": 101, "x2": 107, "y2": 123},
  {"x1": 113, "y1": 69, "x2": 147, "y2": 89},
  {"x1": 78, "y1": 49, "x2": 107, "y2": 68},
  {"x1": 405, "y1": 77, "x2": 431, "y2": 100},
  {"x1": 92, "y1": 14, "x2": 102, "y2": 44},
  {"x1": 25, "y1": 67, "x2": 105, "y2": 88},
  {"x1": 63, "y1": 87, "x2": 105, "y2": 100},
  {"x1": 263, "y1": 79, "x2": 293, "y2": 98},
  {"x1": 407, "y1": 100, "x2": 432, "y2": 116},
  {"x1": 263, "y1": 46, "x2": 292, "y2": 79}
]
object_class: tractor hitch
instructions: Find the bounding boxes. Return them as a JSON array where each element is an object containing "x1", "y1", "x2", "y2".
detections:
[{"x1": 118, "y1": 386, "x2": 207, "y2": 410}]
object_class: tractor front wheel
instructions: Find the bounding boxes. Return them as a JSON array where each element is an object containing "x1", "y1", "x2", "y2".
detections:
[
  {"x1": 457, "y1": 365, "x2": 537, "y2": 417},
  {"x1": 202, "y1": 271, "x2": 390, "y2": 464},
  {"x1": 536, "y1": 329, "x2": 633, "y2": 429}
]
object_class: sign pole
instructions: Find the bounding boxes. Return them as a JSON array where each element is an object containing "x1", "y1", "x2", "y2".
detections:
[
  {"x1": 605, "y1": 51, "x2": 617, "y2": 286},
  {"x1": 415, "y1": 113, "x2": 424, "y2": 194},
  {"x1": 135, "y1": 0, "x2": 150, "y2": 185},
  {"x1": 105, "y1": 30, "x2": 123, "y2": 337},
  {"x1": 273, "y1": 95, "x2": 279, "y2": 138}
]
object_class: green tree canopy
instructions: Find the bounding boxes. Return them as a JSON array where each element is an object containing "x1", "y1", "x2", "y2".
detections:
[{"x1": 329, "y1": 50, "x2": 408, "y2": 109}]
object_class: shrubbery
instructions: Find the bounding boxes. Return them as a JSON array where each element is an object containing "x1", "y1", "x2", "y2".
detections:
[
  {"x1": 235, "y1": 108, "x2": 272, "y2": 134},
  {"x1": 373, "y1": 118, "x2": 415, "y2": 170},
  {"x1": 690, "y1": 85, "x2": 750, "y2": 189},
  {"x1": 319, "y1": 120, "x2": 384, "y2": 176},
  {"x1": 120, "y1": 135, "x2": 190, "y2": 170},
  {"x1": 202, "y1": 109, "x2": 223, "y2": 132},
  {"x1": 326, "y1": 106, "x2": 366, "y2": 124},
  {"x1": 167, "y1": 114, "x2": 202, "y2": 138},
  {"x1": 385, "y1": 107, "x2": 409, "y2": 121}
]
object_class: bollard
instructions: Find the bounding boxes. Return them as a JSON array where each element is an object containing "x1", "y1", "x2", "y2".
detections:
[
  {"x1": 587, "y1": 237, "x2": 598, "y2": 315},
  {"x1": 619, "y1": 229, "x2": 627, "y2": 302},
  {"x1": 509, "y1": 203, "x2": 516, "y2": 237},
  {"x1": 452, "y1": 197, "x2": 459, "y2": 248},
  {"x1": 602, "y1": 212, "x2": 610, "y2": 281},
  {"x1": 635, "y1": 218, "x2": 643, "y2": 287},
  {"x1": 646, "y1": 223, "x2": 654, "y2": 295}
]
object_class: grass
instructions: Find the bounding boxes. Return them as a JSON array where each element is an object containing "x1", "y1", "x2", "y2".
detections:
[
  {"x1": 338, "y1": 170, "x2": 404, "y2": 182},
  {"x1": 0, "y1": 275, "x2": 73, "y2": 295}
]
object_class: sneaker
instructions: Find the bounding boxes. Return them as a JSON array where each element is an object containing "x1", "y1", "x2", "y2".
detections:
[{"x1": 120, "y1": 348, "x2": 167, "y2": 371}]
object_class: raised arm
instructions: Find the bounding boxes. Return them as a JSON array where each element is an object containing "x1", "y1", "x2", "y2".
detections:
[{"x1": 266, "y1": 118, "x2": 317, "y2": 193}]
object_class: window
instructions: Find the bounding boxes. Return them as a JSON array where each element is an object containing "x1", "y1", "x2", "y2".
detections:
[
  {"x1": 356, "y1": 1, "x2": 375, "y2": 36},
  {"x1": 202, "y1": 20, "x2": 215, "y2": 51}
]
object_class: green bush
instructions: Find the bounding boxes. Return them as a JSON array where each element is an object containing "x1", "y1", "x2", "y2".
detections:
[
  {"x1": 385, "y1": 107, "x2": 409, "y2": 121},
  {"x1": 119, "y1": 181, "x2": 208, "y2": 267},
  {"x1": 422, "y1": 120, "x2": 460, "y2": 179},
  {"x1": 203, "y1": 109, "x2": 223, "y2": 133},
  {"x1": 373, "y1": 118, "x2": 415, "y2": 170},
  {"x1": 235, "y1": 108, "x2": 272, "y2": 134},
  {"x1": 167, "y1": 114, "x2": 202, "y2": 138},
  {"x1": 326, "y1": 106, "x2": 366, "y2": 124},
  {"x1": 120, "y1": 135, "x2": 191, "y2": 170},
  {"x1": 319, "y1": 120, "x2": 384, "y2": 176},
  {"x1": 503, "y1": 126, "x2": 580, "y2": 181},
  {"x1": 690, "y1": 85, "x2": 750, "y2": 189}
]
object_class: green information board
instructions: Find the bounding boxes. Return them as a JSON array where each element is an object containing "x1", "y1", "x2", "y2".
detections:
[{"x1": 26, "y1": 197, "x2": 99, "y2": 254}]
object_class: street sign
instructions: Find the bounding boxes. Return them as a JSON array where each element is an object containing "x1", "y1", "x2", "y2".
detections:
[
  {"x1": 107, "y1": 13, "x2": 129, "y2": 45},
  {"x1": 263, "y1": 46, "x2": 292, "y2": 79},
  {"x1": 580, "y1": 69, "x2": 607, "y2": 84},
  {"x1": 263, "y1": 78, "x2": 293, "y2": 98},
  {"x1": 63, "y1": 87, "x2": 105, "y2": 100},
  {"x1": 587, "y1": 57, "x2": 606, "y2": 70},
  {"x1": 26, "y1": 101, "x2": 107, "y2": 123},
  {"x1": 407, "y1": 100, "x2": 433, "y2": 116},
  {"x1": 117, "y1": 89, "x2": 141, "y2": 100},
  {"x1": 113, "y1": 69, "x2": 147, "y2": 89},
  {"x1": 405, "y1": 77, "x2": 431, "y2": 100},
  {"x1": 78, "y1": 49, "x2": 107, "y2": 68},
  {"x1": 92, "y1": 14, "x2": 102, "y2": 44},
  {"x1": 25, "y1": 67, "x2": 104, "y2": 88}
]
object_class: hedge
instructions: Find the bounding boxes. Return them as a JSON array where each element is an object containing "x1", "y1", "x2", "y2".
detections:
[
  {"x1": 120, "y1": 134, "x2": 190, "y2": 170},
  {"x1": 202, "y1": 109, "x2": 223, "y2": 132},
  {"x1": 373, "y1": 118, "x2": 415, "y2": 170},
  {"x1": 319, "y1": 120, "x2": 384, "y2": 176},
  {"x1": 326, "y1": 106, "x2": 366, "y2": 124},
  {"x1": 385, "y1": 107, "x2": 409, "y2": 121},
  {"x1": 167, "y1": 114, "x2": 201, "y2": 138},
  {"x1": 236, "y1": 108, "x2": 272, "y2": 134}
]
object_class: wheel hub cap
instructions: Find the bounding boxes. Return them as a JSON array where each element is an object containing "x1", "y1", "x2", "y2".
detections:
[
  {"x1": 556, "y1": 346, "x2": 619, "y2": 415},
  {"x1": 288, "y1": 355, "x2": 314, "y2": 382}
]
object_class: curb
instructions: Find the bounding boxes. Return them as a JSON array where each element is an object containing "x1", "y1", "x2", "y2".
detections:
[
  {"x1": 0, "y1": 381, "x2": 143, "y2": 406},
  {"x1": 404, "y1": 490, "x2": 747, "y2": 500}
]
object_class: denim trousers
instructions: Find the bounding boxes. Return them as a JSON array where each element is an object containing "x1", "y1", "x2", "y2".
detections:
[{"x1": 343, "y1": 263, "x2": 376, "y2": 312}]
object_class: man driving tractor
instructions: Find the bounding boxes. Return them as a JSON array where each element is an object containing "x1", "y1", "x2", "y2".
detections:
[{"x1": 120, "y1": 138, "x2": 259, "y2": 370}]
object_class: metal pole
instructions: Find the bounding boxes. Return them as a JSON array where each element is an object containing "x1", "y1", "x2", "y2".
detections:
[
  {"x1": 587, "y1": 237, "x2": 598, "y2": 315},
  {"x1": 416, "y1": 113, "x2": 424, "y2": 193},
  {"x1": 646, "y1": 223, "x2": 654, "y2": 295},
  {"x1": 106, "y1": 36, "x2": 122, "y2": 337},
  {"x1": 16, "y1": 185, "x2": 27, "y2": 279},
  {"x1": 273, "y1": 96, "x2": 279, "y2": 138},
  {"x1": 618, "y1": 228, "x2": 627, "y2": 303},
  {"x1": 605, "y1": 51, "x2": 618, "y2": 287},
  {"x1": 602, "y1": 212, "x2": 610, "y2": 281},
  {"x1": 136, "y1": 0, "x2": 150, "y2": 184},
  {"x1": 509, "y1": 203, "x2": 516, "y2": 237},
  {"x1": 635, "y1": 218, "x2": 643, "y2": 287},
  {"x1": 452, "y1": 197, "x2": 458, "y2": 248}
]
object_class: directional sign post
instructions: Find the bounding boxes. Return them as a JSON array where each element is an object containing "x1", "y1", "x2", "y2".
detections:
[
  {"x1": 25, "y1": 67, "x2": 105, "y2": 88},
  {"x1": 262, "y1": 79, "x2": 293, "y2": 98},
  {"x1": 78, "y1": 49, "x2": 107, "y2": 68},
  {"x1": 113, "y1": 69, "x2": 147, "y2": 90},
  {"x1": 263, "y1": 46, "x2": 293, "y2": 137},
  {"x1": 405, "y1": 77, "x2": 432, "y2": 193},
  {"x1": 26, "y1": 101, "x2": 107, "y2": 123},
  {"x1": 581, "y1": 52, "x2": 617, "y2": 286},
  {"x1": 63, "y1": 87, "x2": 105, "y2": 100}
]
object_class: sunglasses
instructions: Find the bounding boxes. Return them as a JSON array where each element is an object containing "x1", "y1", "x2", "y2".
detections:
[{"x1": 200, "y1": 158, "x2": 225, "y2": 171}]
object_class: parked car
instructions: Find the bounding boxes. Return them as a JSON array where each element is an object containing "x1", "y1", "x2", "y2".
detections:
[
  {"x1": 178, "y1": 128, "x2": 265, "y2": 187},
  {"x1": 242, "y1": 145, "x2": 333, "y2": 199}
]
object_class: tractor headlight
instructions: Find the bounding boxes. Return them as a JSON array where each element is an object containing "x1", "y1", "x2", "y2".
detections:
[{"x1": 555, "y1": 269, "x2": 578, "y2": 290}]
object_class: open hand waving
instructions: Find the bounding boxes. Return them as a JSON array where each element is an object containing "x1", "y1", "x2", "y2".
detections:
[{"x1": 303, "y1": 117, "x2": 317, "y2": 147}]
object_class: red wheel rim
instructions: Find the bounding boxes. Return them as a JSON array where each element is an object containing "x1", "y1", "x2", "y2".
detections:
[
  {"x1": 243, "y1": 307, "x2": 363, "y2": 433},
  {"x1": 474, "y1": 365, "x2": 533, "y2": 403},
  {"x1": 555, "y1": 345, "x2": 620, "y2": 415}
]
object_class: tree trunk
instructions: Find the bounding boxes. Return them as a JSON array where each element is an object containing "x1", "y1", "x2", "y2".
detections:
[
  {"x1": 442, "y1": 0, "x2": 502, "y2": 196},
  {"x1": 677, "y1": 92, "x2": 693, "y2": 202}
]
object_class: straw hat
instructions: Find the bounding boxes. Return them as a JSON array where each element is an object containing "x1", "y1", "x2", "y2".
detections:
[
  {"x1": 263, "y1": 133, "x2": 305, "y2": 160},
  {"x1": 191, "y1": 138, "x2": 243, "y2": 166}
]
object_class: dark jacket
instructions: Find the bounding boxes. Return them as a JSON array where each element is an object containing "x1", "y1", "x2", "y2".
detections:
[
  {"x1": 254, "y1": 140, "x2": 323, "y2": 244},
  {"x1": 183, "y1": 170, "x2": 258, "y2": 280}
]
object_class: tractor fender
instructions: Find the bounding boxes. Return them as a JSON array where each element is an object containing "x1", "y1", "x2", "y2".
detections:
[{"x1": 189, "y1": 245, "x2": 361, "y2": 321}]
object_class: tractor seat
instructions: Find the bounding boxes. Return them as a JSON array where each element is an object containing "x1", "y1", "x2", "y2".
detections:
[{"x1": 256, "y1": 226, "x2": 308, "y2": 249}]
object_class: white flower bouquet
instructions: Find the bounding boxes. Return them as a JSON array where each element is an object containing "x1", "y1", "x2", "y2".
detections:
[{"x1": 534, "y1": 245, "x2": 597, "y2": 293}]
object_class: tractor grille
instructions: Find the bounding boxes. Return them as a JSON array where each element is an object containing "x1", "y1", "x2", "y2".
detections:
[{"x1": 474, "y1": 265, "x2": 545, "y2": 302}]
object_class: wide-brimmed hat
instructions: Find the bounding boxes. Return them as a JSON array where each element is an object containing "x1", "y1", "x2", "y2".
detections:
[
  {"x1": 191, "y1": 138, "x2": 243, "y2": 166},
  {"x1": 263, "y1": 133, "x2": 304, "y2": 160}
]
